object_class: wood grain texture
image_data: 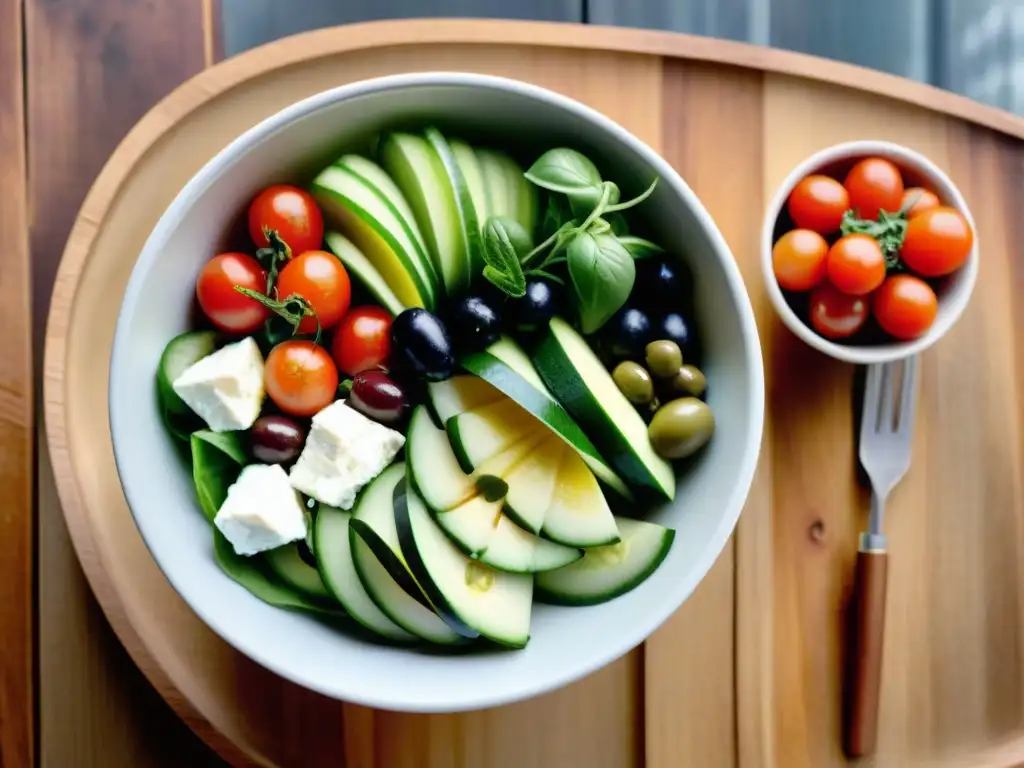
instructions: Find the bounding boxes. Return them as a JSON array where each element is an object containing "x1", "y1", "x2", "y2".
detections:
[
  {"x1": 26, "y1": 1, "x2": 222, "y2": 766},
  {"x1": 0, "y1": 1, "x2": 33, "y2": 766},
  {"x1": 37, "y1": 17, "x2": 1024, "y2": 768}
]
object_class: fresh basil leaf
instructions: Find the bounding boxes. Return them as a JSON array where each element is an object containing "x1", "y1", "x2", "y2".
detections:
[
  {"x1": 541, "y1": 194, "x2": 574, "y2": 239},
  {"x1": 525, "y1": 148, "x2": 602, "y2": 195},
  {"x1": 190, "y1": 430, "x2": 247, "y2": 522},
  {"x1": 483, "y1": 265, "x2": 526, "y2": 298},
  {"x1": 567, "y1": 232, "x2": 636, "y2": 334},
  {"x1": 617, "y1": 235, "x2": 665, "y2": 260},
  {"x1": 569, "y1": 181, "x2": 619, "y2": 219},
  {"x1": 607, "y1": 213, "x2": 629, "y2": 236},
  {"x1": 482, "y1": 217, "x2": 527, "y2": 297}
]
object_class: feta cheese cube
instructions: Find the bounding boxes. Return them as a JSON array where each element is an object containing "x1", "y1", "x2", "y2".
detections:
[
  {"x1": 172, "y1": 337, "x2": 264, "y2": 432},
  {"x1": 289, "y1": 400, "x2": 405, "y2": 509},
  {"x1": 214, "y1": 463, "x2": 307, "y2": 556}
]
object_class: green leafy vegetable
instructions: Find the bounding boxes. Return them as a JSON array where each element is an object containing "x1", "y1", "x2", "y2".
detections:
[
  {"x1": 525, "y1": 148, "x2": 602, "y2": 195},
  {"x1": 481, "y1": 216, "x2": 528, "y2": 298},
  {"x1": 618, "y1": 235, "x2": 665, "y2": 260},
  {"x1": 254, "y1": 227, "x2": 292, "y2": 294},
  {"x1": 607, "y1": 213, "x2": 629, "y2": 236},
  {"x1": 603, "y1": 177, "x2": 659, "y2": 214},
  {"x1": 541, "y1": 194, "x2": 574, "y2": 239},
  {"x1": 235, "y1": 288, "x2": 321, "y2": 344},
  {"x1": 567, "y1": 232, "x2": 636, "y2": 334},
  {"x1": 570, "y1": 181, "x2": 619, "y2": 219},
  {"x1": 840, "y1": 208, "x2": 908, "y2": 269}
]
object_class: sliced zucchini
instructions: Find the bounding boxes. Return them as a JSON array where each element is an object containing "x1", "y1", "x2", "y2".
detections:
[
  {"x1": 311, "y1": 164, "x2": 436, "y2": 310},
  {"x1": 314, "y1": 504, "x2": 416, "y2": 642},
  {"x1": 535, "y1": 517, "x2": 675, "y2": 606},
  {"x1": 494, "y1": 152, "x2": 537, "y2": 236},
  {"x1": 450, "y1": 138, "x2": 490, "y2": 271},
  {"x1": 476, "y1": 148, "x2": 515, "y2": 221},
  {"x1": 263, "y1": 542, "x2": 332, "y2": 602},
  {"x1": 424, "y1": 127, "x2": 482, "y2": 284},
  {"x1": 501, "y1": 436, "x2": 564, "y2": 534},
  {"x1": 541, "y1": 447, "x2": 620, "y2": 548},
  {"x1": 395, "y1": 483, "x2": 534, "y2": 648},
  {"x1": 157, "y1": 330, "x2": 217, "y2": 418},
  {"x1": 446, "y1": 398, "x2": 542, "y2": 474},
  {"x1": 461, "y1": 337, "x2": 632, "y2": 500},
  {"x1": 349, "y1": 463, "x2": 465, "y2": 644},
  {"x1": 534, "y1": 317, "x2": 675, "y2": 501},
  {"x1": 324, "y1": 230, "x2": 406, "y2": 316},
  {"x1": 426, "y1": 375, "x2": 502, "y2": 426}
]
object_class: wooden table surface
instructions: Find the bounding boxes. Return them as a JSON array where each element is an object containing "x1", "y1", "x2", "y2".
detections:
[{"x1": 7, "y1": 3, "x2": 1024, "y2": 768}]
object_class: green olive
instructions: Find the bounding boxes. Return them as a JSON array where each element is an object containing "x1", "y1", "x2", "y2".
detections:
[
  {"x1": 612, "y1": 361, "x2": 654, "y2": 405},
  {"x1": 668, "y1": 365, "x2": 707, "y2": 398},
  {"x1": 648, "y1": 397, "x2": 715, "y2": 459},
  {"x1": 645, "y1": 340, "x2": 683, "y2": 378}
]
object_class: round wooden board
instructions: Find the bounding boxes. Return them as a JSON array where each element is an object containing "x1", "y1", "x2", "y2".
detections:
[{"x1": 43, "y1": 19, "x2": 1024, "y2": 768}]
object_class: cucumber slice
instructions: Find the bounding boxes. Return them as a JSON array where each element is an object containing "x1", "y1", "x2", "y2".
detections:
[
  {"x1": 446, "y1": 398, "x2": 542, "y2": 474},
  {"x1": 535, "y1": 517, "x2": 675, "y2": 605},
  {"x1": 314, "y1": 505, "x2": 416, "y2": 642},
  {"x1": 263, "y1": 542, "x2": 332, "y2": 602},
  {"x1": 476, "y1": 148, "x2": 515, "y2": 221},
  {"x1": 324, "y1": 230, "x2": 406, "y2": 316},
  {"x1": 426, "y1": 375, "x2": 502, "y2": 426},
  {"x1": 395, "y1": 483, "x2": 533, "y2": 648},
  {"x1": 424, "y1": 127, "x2": 482, "y2": 285},
  {"x1": 501, "y1": 436, "x2": 564, "y2": 534},
  {"x1": 450, "y1": 139, "x2": 490, "y2": 260},
  {"x1": 482, "y1": 514, "x2": 582, "y2": 573},
  {"x1": 379, "y1": 132, "x2": 471, "y2": 296},
  {"x1": 542, "y1": 446, "x2": 620, "y2": 548},
  {"x1": 311, "y1": 165, "x2": 436, "y2": 310},
  {"x1": 461, "y1": 337, "x2": 632, "y2": 500},
  {"x1": 157, "y1": 330, "x2": 217, "y2": 417},
  {"x1": 534, "y1": 318, "x2": 675, "y2": 501},
  {"x1": 349, "y1": 463, "x2": 465, "y2": 644},
  {"x1": 494, "y1": 152, "x2": 537, "y2": 236}
]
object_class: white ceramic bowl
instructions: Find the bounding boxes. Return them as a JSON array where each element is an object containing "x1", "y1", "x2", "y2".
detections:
[
  {"x1": 761, "y1": 140, "x2": 978, "y2": 365},
  {"x1": 109, "y1": 72, "x2": 764, "y2": 712}
]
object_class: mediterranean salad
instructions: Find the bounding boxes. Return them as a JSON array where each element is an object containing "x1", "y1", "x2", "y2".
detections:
[{"x1": 156, "y1": 127, "x2": 715, "y2": 649}]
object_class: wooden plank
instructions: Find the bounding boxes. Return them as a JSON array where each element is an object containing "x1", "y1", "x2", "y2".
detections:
[
  {"x1": 219, "y1": 0, "x2": 582, "y2": 56},
  {"x1": 0, "y1": 0, "x2": 34, "y2": 766},
  {"x1": 26, "y1": 1, "x2": 220, "y2": 765}
]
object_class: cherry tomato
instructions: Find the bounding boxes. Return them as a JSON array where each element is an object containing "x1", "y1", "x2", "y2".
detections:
[
  {"x1": 808, "y1": 282, "x2": 869, "y2": 339},
  {"x1": 332, "y1": 306, "x2": 392, "y2": 376},
  {"x1": 787, "y1": 175, "x2": 850, "y2": 234},
  {"x1": 873, "y1": 275, "x2": 938, "y2": 340},
  {"x1": 772, "y1": 229, "x2": 829, "y2": 291},
  {"x1": 901, "y1": 187, "x2": 940, "y2": 219},
  {"x1": 276, "y1": 251, "x2": 351, "y2": 333},
  {"x1": 248, "y1": 185, "x2": 324, "y2": 254},
  {"x1": 844, "y1": 157, "x2": 904, "y2": 221},
  {"x1": 196, "y1": 252, "x2": 269, "y2": 334},
  {"x1": 899, "y1": 206, "x2": 973, "y2": 278},
  {"x1": 265, "y1": 340, "x2": 339, "y2": 417},
  {"x1": 826, "y1": 234, "x2": 886, "y2": 296}
]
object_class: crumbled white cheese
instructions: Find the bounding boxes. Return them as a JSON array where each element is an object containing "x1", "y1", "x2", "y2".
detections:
[
  {"x1": 171, "y1": 337, "x2": 264, "y2": 432},
  {"x1": 214, "y1": 463, "x2": 307, "y2": 556}
]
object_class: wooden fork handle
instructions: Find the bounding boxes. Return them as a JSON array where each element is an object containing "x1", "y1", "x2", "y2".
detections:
[{"x1": 845, "y1": 547, "x2": 889, "y2": 757}]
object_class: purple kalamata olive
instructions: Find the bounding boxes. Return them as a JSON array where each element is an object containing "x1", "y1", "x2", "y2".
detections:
[
  {"x1": 249, "y1": 414, "x2": 306, "y2": 464},
  {"x1": 348, "y1": 370, "x2": 408, "y2": 426}
]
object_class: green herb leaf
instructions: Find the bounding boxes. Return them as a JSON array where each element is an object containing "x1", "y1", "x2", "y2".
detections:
[
  {"x1": 525, "y1": 148, "x2": 602, "y2": 195},
  {"x1": 617, "y1": 235, "x2": 665, "y2": 260},
  {"x1": 570, "y1": 181, "x2": 619, "y2": 219},
  {"x1": 525, "y1": 268, "x2": 565, "y2": 285},
  {"x1": 190, "y1": 430, "x2": 247, "y2": 522},
  {"x1": 603, "y1": 177, "x2": 658, "y2": 214},
  {"x1": 254, "y1": 227, "x2": 292, "y2": 294},
  {"x1": 338, "y1": 378, "x2": 354, "y2": 397},
  {"x1": 840, "y1": 209, "x2": 908, "y2": 269},
  {"x1": 541, "y1": 194, "x2": 574, "y2": 239},
  {"x1": 481, "y1": 217, "x2": 527, "y2": 298},
  {"x1": 567, "y1": 232, "x2": 636, "y2": 334},
  {"x1": 235, "y1": 287, "x2": 321, "y2": 344},
  {"x1": 606, "y1": 213, "x2": 629, "y2": 236},
  {"x1": 483, "y1": 265, "x2": 526, "y2": 297}
]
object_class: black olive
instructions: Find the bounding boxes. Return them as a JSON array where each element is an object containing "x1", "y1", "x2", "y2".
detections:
[
  {"x1": 348, "y1": 370, "x2": 408, "y2": 426},
  {"x1": 390, "y1": 308, "x2": 455, "y2": 382},
  {"x1": 449, "y1": 295, "x2": 502, "y2": 353},
  {"x1": 249, "y1": 415, "x2": 306, "y2": 464},
  {"x1": 635, "y1": 259, "x2": 693, "y2": 313},
  {"x1": 605, "y1": 307, "x2": 653, "y2": 361},
  {"x1": 510, "y1": 278, "x2": 560, "y2": 334},
  {"x1": 657, "y1": 312, "x2": 695, "y2": 360}
]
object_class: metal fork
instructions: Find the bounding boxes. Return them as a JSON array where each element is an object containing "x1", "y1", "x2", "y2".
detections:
[{"x1": 845, "y1": 357, "x2": 919, "y2": 758}]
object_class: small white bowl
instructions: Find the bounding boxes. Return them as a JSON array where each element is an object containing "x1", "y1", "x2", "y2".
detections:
[
  {"x1": 761, "y1": 140, "x2": 978, "y2": 365},
  {"x1": 109, "y1": 72, "x2": 764, "y2": 712}
]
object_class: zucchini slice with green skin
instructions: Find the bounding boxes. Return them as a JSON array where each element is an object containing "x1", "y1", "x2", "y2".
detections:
[
  {"x1": 349, "y1": 463, "x2": 465, "y2": 645},
  {"x1": 263, "y1": 542, "x2": 332, "y2": 602},
  {"x1": 311, "y1": 164, "x2": 436, "y2": 310},
  {"x1": 461, "y1": 336, "x2": 632, "y2": 500},
  {"x1": 324, "y1": 230, "x2": 406, "y2": 316},
  {"x1": 535, "y1": 517, "x2": 675, "y2": 606},
  {"x1": 426, "y1": 375, "x2": 503, "y2": 427},
  {"x1": 445, "y1": 398, "x2": 543, "y2": 474},
  {"x1": 533, "y1": 318, "x2": 675, "y2": 501},
  {"x1": 157, "y1": 330, "x2": 217, "y2": 435},
  {"x1": 540, "y1": 446, "x2": 620, "y2": 549},
  {"x1": 394, "y1": 481, "x2": 534, "y2": 648},
  {"x1": 314, "y1": 505, "x2": 416, "y2": 643}
]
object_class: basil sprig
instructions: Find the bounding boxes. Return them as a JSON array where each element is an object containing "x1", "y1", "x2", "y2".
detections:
[{"x1": 481, "y1": 147, "x2": 661, "y2": 334}]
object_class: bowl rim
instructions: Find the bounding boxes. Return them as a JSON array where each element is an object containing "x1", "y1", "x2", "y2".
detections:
[
  {"x1": 760, "y1": 139, "x2": 979, "y2": 365},
  {"x1": 109, "y1": 70, "x2": 765, "y2": 711}
]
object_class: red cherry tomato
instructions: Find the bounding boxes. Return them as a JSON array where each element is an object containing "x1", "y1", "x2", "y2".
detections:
[
  {"x1": 276, "y1": 251, "x2": 351, "y2": 333},
  {"x1": 772, "y1": 229, "x2": 829, "y2": 291},
  {"x1": 826, "y1": 234, "x2": 887, "y2": 296},
  {"x1": 873, "y1": 275, "x2": 938, "y2": 340},
  {"x1": 332, "y1": 306, "x2": 393, "y2": 376},
  {"x1": 248, "y1": 185, "x2": 324, "y2": 255},
  {"x1": 844, "y1": 157, "x2": 904, "y2": 221},
  {"x1": 808, "y1": 282, "x2": 869, "y2": 339},
  {"x1": 265, "y1": 340, "x2": 339, "y2": 417},
  {"x1": 899, "y1": 206, "x2": 973, "y2": 277},
  {"x1": 787, "y1": 175, "x2": 850, "y2": 234},
  {"x1": 196, "y1": 253, "x2": 269, "y2": 334},
  {"x1": 901, "y1": 187, "x2": 940, "y2": 219}
]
